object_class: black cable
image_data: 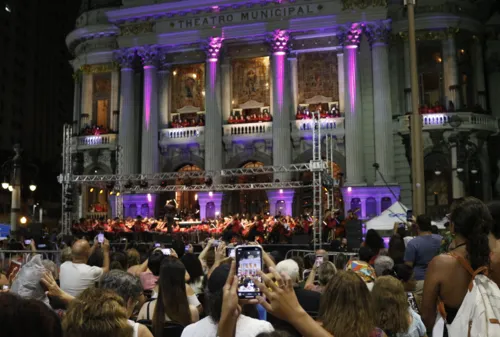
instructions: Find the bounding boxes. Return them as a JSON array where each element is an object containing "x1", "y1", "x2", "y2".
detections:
[{"x1": 373, "y1": 163, "x2": 408, "y2": 224}]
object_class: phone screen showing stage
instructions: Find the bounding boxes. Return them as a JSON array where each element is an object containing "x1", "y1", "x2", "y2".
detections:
[{"x1": 236, "y1": 246, "x2": 262, "y2": 299}]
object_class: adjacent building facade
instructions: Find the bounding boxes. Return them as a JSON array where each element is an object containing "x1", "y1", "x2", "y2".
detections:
[{"x1": 66, "y1": 0, "x2": 500, "y2": 221}]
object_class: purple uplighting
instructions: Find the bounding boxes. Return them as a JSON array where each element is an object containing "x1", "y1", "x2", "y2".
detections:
[
  {"x1": 269, "y1": 29, "x2": 289, "y2": 55},
  {"x1": 143, "y1": 65, "x2": 154, "y2": 130},
  {"x1": 275, "y1": 52, "x2": 285, "y2": 110},
  {"x1": 346, "y1": 47, "x2": 357, "y2": 116},
  {"x1": 206, "y1": 36, "x2": 223, "y2": 62},
  {"x1": 209, "y1": 60, "x2": 217, "y2": 88}
]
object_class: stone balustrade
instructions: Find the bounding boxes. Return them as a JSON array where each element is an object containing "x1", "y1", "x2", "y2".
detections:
[
  {"x1": 396, "y1": 112, "x2": 498, "y2": 134},
  {"x1": 73, "y1": 134, "x2": 117, "y2": 150},
  {"x1": 159, "y1": 126, "x2": 205, "y2": 146},
  {"x1": 223, "y1": 122, "x2": 272, "y2": 136}
]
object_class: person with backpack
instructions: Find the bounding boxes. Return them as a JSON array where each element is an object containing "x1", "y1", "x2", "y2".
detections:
[{"x1": 421, "y1": 197, "x2": 500, "y2": 337}]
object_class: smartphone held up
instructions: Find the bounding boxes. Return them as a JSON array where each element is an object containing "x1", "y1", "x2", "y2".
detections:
[{"x1": 235, "y1": 245, "x2": 263, "y2": 299}]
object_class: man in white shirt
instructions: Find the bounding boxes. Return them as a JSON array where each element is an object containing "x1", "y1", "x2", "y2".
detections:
[
  {"x1": 60, "y1": 238, "x2": 110, "y2": 297},
  {"x1": 181, "y1": 264, "x2": 273, "y2": 337}
]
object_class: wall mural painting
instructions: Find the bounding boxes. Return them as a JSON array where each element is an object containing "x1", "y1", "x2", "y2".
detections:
[
  {"x1": 93, "y1": 74, "x2": 111, "y2": 97},
  {"x1": 232, "y1": 57, "x2": 270, "y2": 107},
  {"x1": 171, "y1": 63, "x2": 205, "y2": 112},
  {"x1": 298, "y1": 51, "x2": 339, "y2": 103}
]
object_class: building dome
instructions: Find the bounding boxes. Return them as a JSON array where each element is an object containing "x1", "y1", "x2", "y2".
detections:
[{"x1": 78, "y1": 0, "x2": 122, "y2": 15}]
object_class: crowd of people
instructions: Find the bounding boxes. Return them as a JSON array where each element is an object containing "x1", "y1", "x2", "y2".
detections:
[
  {"x1": 170, "y1": 115, "x2": 205, "y2": 128},
  {"x1": 227, "y1": 111, "x2": 273, "y2": 124},
  {"x1": 2, "y1": 196, "x2": 500, "y2": 337},
  {"x1": 295, "y1": 105, "x2": 341, "y2": 120}
]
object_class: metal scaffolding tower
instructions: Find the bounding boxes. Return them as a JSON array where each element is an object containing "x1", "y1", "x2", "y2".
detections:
[
  {"x1": 311, "y1": 112, "x2": 324, "y2": 250},
  {"x1": 60, "y1": 125, "x2": 73, "y2": 235}
]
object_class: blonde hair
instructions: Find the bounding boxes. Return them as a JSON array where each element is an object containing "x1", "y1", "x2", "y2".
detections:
[
  {"x1": 372, "y1": 276, "x2": 410, "y2": 334},
  {"x1": 62, "y1": 288, "x2": 133, "y2": 337},
  {"x1": 319, "y1": 271, "x2": 376, "y2": 337}
]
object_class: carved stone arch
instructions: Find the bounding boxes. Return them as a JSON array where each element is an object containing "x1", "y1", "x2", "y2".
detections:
[
  {"x1": 225, "y1": 151, "x2": 272, "y2": 169},
  {"x1": 83, "y1": 163, "x2": 112, "y2": 175},
  {"x1": 163, "y1": 153, "x2": 205, "y2": 173}
]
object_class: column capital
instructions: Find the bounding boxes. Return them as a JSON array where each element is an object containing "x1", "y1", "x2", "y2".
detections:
[
  {"x1": 337, "y1": 23, "x2": 365, "y2": 48},
  {"x1": 366, "y1": 20, "x2": 392, "y2": 46},
  {"x1": 158, "y1": 56, "x2": 171, "y2": 72},
  {"x1": 267, "y1": 29, "x2": 290, "y2": 55},
  {"x1": 114, "y1": 49, "x2": 136, "y2": 69},
  {"x1": 137, "y1": 45, "x2": 159, "y2": 67},
  {"x1": 204, "y1": 36, "x2": 223, "y2": 62}
]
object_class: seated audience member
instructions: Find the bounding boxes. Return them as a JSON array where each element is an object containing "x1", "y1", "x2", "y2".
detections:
[
  {"x1": 63, "y1": 287, "x2": 153, "y2": 337},
  {"x1": 271, "y1": 259, "x2": 321, "y2": 337},
  {"x1": 126, "y1": 248, "x2": 141, "y2": 272},
  {"x1": 182, "y1": 264, "x2": 273, "y2": 337},
  {"x1": 305, "y1": 261, "x2": 337, "y2": 293},
  {"x1": 138, "y1": 256, "x2": 199, "y2": 330},
  {"x1": 344, "y1": 260, "x2": 377, "y2": 291},
  {"x1": 334, "y1": 253, "x2": 350, "y2": 270},
  {"x1": 140, "y1": 250, "x2": 165, "y2": 291},
  {"x1": 372, "y1": 276, "x2": 426, "y2": 337},
  {"x1": 319, "y1": 271, "x2": 387, "y2": 337},
  {"x1": 182, "y1": 253, "x2": 206, "y2": 295},
  {"x1": 0, "y1": 292, "x2": 62, "y2": 337},
  {"x1": 404, "y1": 215, "x2": 441, "y2": 296},
  {"x1": 60, "y1": 238, "x2": 110, "y2": 297},
  {"x1": 383, "y1": 264, "x2": 420, "y2": 313},
  {"x1": 110, "y1": 251, "x2": 128, "y2": 271},
  {"x1": 373, "y1": 256, "x2": 394, "y2": 277},
  {"x1": 101, "y1": 270, "x2": 146, "y2": 319}
]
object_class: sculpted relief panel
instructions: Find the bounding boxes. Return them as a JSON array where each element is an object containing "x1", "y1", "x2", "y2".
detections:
[
  {"x1": 171, "y1": 63, "x2": 205, "y2": 112},
  {"x1": 231, "y1": 57, "x2": 270, "y2": 108},
  {"x1": 298, "y1": 51, "x2": 339, "y2": 104}
]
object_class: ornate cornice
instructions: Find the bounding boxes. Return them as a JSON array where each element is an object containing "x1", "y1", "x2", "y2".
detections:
[
  {"x1": 337, "y1": 23, "x2": 365, "y2": 47},
  {"x1": 366, "y1": 20, "x2": 392, "y2": 46},
  {"x1": 119, "y1": 21, "x2": 155, "y2": 36},
  {"x1": 341, "y1": 0, "x2": 387, "y2": 11},
  {"x1": 395, "y1": 27, "x2": 460, "y2": 42},
  {"x1": 267, "y1": 30, "x2": 290, "y2": 55},
  {"x1": 114, "y1": 49, "x2": 137, "y2": 69},
  {"x1": 204, "y1": 37, "x2": 223, "y2": 61},
  {"x1": 137, "y1": 46, "x2": 159, "y2": 66},
  {"x1": 80, "y1": 63, "x2": 115, "y2": 74}
]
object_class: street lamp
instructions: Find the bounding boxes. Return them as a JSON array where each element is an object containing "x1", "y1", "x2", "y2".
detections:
[
  {"x1": 8, "y1": 185, "x2": 13, "y2": 192},
  {"x1": 1, "y1": 180, "x2": 8, "y2": 189},
  {"x1": 20, "y1": 216, "x2": 27, "y2": 225},
  {"x1": 29, "y1": 182, "x2": 37, "y2": 192}
]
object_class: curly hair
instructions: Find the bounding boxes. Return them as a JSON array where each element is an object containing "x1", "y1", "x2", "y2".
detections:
[
  {"x1": 450, "y1": 197, "x2": 492, "y2": 270},
  {"x1": 62, "y1": 288, "x2": 133, "y2": 337},
  {"x1": 319, "y1": 271, "x2": 376, "y2": 337},
  {"x1": 372, "y1": 276, "x2": 410, "y2": 334}
]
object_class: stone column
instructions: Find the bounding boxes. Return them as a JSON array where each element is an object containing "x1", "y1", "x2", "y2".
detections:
[
  {"x1": 340, "y1": 24, "x2": 365, "y2": 186},
  {"x1": 337, "y1": 52, "x2": 345, "y2": 113},
  {"x1": 158, "y1": 58, "x2": 171, "y2": 129},
  {"x1": 442, "y1": 33, "x2": 461, "y2": 109},
  {"x1": 80, "y1": 71, "x2": 93, "y2": 128},
  {"x1": 367, "y1": 21, "x2": 395, "y2": 184},
  {"x1": 403, "y1": 40, "x2": 412, "y2": 114},
  {"x1": 72, "y1": 75, "x2": 82, "y2": 133},
  {"x1": 450, "y1": 142, "x2": 465, "y2": 199},
  {"x1": 138, "y1": 46, "x2": 160, "y2": 175},
  {"x1": 221, "y1": 57, "x2": 232, "y2": 122},
  {"x1": 472, "y1": 37, "x2": 487, "y2": 110},
  {"x1": 110, "y1": 67, "x2": 120, "y2": 131},
  {"x1": 116, "y1": 49, "x2": 138, "y2": 175},
  {"x1": 269, "y1": 30, "x2": 292, "y2": 183},
  {"x1": 204, "y1": 37, "x2": 224, "y2": 186},
  {"x1": 289, "y1": 56, "x2": 299, "y2": 113}
]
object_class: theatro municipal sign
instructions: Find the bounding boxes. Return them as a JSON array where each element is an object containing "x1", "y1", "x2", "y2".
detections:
[{"x1": 170, "y1": 4, "x2": 321, "y2": 29}]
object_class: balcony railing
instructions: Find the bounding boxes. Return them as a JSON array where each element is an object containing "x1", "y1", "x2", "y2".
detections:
[
  {"x1": 159, "y1": 126, "x2": 205, "y2": 146},
  {"x1": 396, "y1": 112, "x2": 498, "y2": 134},
  {"x1": 223, "y1": 122, "x2": 272, "y2": 136},
  {"x1": 74, "y1": 134, "x2": 117, "y2": 149},
  {"x1": 293, "y1": 118, "x2": 345, "y2": 131}
]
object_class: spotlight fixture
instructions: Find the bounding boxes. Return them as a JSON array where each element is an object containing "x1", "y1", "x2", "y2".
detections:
[
  {"x1": 8, "y1": 185, "x2": 13, "y2": 192},
  {"x1": 1, "y1": 180, "x2": 8, "y2": 189},
  {"x1": 434, "y1": 169, "x2": 442, "y2": 176},
  {"x1": 205, "y1": 176, "x2": 213, "y2": 187},
  {"x1": 29, "y1": 181, "x2": 37, "y2": 192},
  {"x1": 99, "y1": 189, "x2": 104, "y2": 194},
  {"x1": 90, "y1": 187, "x2": 94, "y2": 193}
]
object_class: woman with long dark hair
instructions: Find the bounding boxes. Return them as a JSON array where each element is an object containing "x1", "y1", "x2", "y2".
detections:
[
  {"x1": 181, "y1": 253, "x2": 205, "y2": 295},
  {"x1": 137, "y1": 257, "x2": 199, "y2": 336},
  {"x1": 421, "y1": 197, "x2": 492, "y2": 331},
  {"x1": 363, "y1": 229, "x2": 386, "y2": 264}
]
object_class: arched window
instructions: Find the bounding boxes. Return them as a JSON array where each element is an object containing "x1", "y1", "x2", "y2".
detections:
[
  {"x1": 365, "y1": 197, "x2": 377, "y2": 219},
  {"x1": 381, "y1": 197, "x2": 392, "y2": 212},
  {"x1": 350, "y1": 198, "x2": 361, "y2": 218},
  {"x1": 276, "y1": 200, "x2": 286, "y2": 215},
  {"x1": 176, "y1": 164, "x2": 202, "y2": 214}
]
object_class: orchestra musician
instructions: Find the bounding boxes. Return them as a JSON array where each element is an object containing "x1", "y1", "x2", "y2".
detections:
[
  {"x1": 245, "y1": 215, "x2": 265, "y2": 242},
  {"x1": 323, "y1": 209, "x2": 339, "y2": 242},
  {"x1": 164, "y1": 199, "x2": 178, "y2": 233}
]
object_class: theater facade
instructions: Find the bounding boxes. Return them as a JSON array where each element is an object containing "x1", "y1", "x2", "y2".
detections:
[{"x1": 67, "y1": 0, "x2": 500, "y2": 220}]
